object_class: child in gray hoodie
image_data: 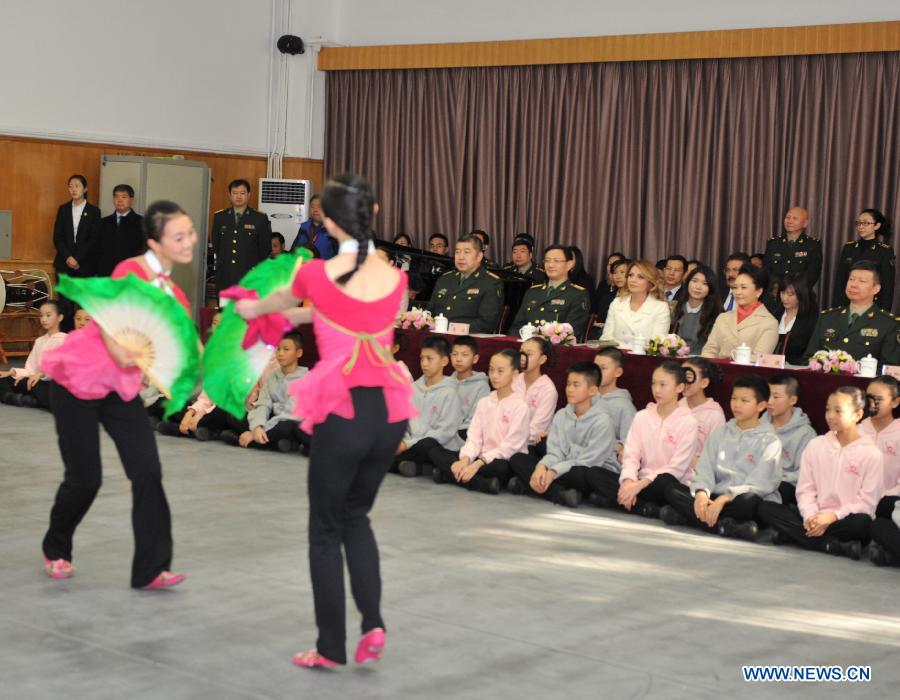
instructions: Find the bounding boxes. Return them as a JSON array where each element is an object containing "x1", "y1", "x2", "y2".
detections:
[
  {"x1": 593, "y1": 347, "x2": 637, "y2": 460},
  {"x1": 508, "y1": 362, "x2": 618, "y2": 507},
  {"x1": 231, "y1": 332, "x2": 309, "y2": 453},
  {"x1": 662, "y1": 374, "x2": 782, "y2": 541},
  {"x1": 450, "y1": 336, "x2": 491, "y2": 440},
  {"x1": 394, "y1": 336, "x2": 463, "y2": 477},
  {"x1": 762, "y1": 373, "x2": 817, "y2": 505}
]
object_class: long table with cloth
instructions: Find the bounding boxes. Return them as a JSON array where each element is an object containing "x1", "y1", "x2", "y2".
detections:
[{"x1": 294, "y1": 327, "x2": 868, "y2": 435}]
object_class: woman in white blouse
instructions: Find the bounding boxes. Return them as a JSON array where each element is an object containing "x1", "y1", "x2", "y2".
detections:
[
  {"x1": 701, "y1": 264, "x2": 778, "y2": 360},
  {"x1": 600, "y1": 260, "x2": 671, "y2": 346}
]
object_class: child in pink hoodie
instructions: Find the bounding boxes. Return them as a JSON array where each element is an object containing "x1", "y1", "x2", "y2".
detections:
[
  {"x1": 758, "y1": 386, "x2": 884, "y2": 560},
  {"x1": 0, "y1": 300, "x2": 67, "y2": 409},
  {"x1": 513, "y1": 336, "x2": 559, "y2": 457},
  {"x1": 429, "y1": 349, "x2": 530, "y2": 495},
  {"x1": 586, "y1": 361, "x2": 698, "y2": 516},
  {"x1": 679, "y1": 358, "x2": 726, "y2": 473},
  {"x1": 859, "y1": 375, "x2": 900, "y2": 519}
]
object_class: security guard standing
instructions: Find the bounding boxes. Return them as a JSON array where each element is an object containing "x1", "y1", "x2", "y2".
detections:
[
  {"x1": 763, "y1": 206, "x2": 822, "y2": 289},
  {"x1": 508, "y1": 243, "x2": 590, "y2": 339},
  {"x1": 212, "y1": 178, "x2": 272, "y2": 295},
  {"x1": 802, "y1": 260, "x2": 899, "y2": 364},
  {"x1": 836, "y1": 209, "x2": 895, "y2": 311},
  {"x1": 426, "y1": 234, "x2": 503, "y2": 333}
]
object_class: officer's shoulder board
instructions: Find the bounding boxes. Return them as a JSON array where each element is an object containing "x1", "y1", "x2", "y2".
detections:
[
  {"x1": 529, "y1": 283, "x2": 543, "y2": 290},
  {"x1": 487, "y1": 271, "x2": 500, "y2": 280},
  {"x1": 820, "y1": 306, "x2": 837, "y2": 315},
  {"x1": 571, "y1": 283, "x2": 586, "y2": 291},
  {"x1": 878, "y1": 241, "x2": 892, "y2": 250},
  {"x1": 214, "y1": 208, "x2": 227, "y2": 214},
  {"x1": 439, "y1": 269, "x2": 457, "y2": 279},
  {"x1": 875, "y1": 307, "x2": 895, "y2": 319},
  {"x1": 808, "y1": 235, "x2": 820, "y2": 242},
  {"x1": 843, "y1": 239, "x2": 856, "y2": 247}
]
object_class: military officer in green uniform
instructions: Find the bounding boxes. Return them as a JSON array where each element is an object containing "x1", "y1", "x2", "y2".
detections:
[
  {"x1": 803, "y1": 260, "x2": 899, "y2": 364},
  {"x1": 502, "y1": 236, "x2": 547, "y2": 284},
  {"x1": 426, "y1": 234, "x2": 503, "y2": 333},
  {"x1": 508, "y1": 244, "x2": 591, "y2": 340},
  {"x1": 836, "y1": 209, "x2": 895, "y2": 311},
  {"x1": 212, "y1": 179, "x2": 272, "y2": 295},
  {"x1": 763, "y1": 206, "x2": 822, "y2": 290}
]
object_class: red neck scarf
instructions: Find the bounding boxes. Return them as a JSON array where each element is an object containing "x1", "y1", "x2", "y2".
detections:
[{"x1": 736, "y1": 301, "x2": 762, "y2": 324}]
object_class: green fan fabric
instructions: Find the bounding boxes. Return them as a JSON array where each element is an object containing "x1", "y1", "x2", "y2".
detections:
[
  {"x1": 201, "y1": 249, "x2": 312, "y2": 418},
  {"x1": 56, "y1": 274, "x2": 201, "y2": 417}
]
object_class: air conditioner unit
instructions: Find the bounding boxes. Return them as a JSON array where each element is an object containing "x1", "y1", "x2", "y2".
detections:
[{"x1": 258, "y1": 178, "x2": 311, "y2": 250}]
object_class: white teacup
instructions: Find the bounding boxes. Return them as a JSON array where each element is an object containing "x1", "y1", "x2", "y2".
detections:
[
  {"x1": 631, "y1": 337, "x2": 647, "y2": 355},
  {"x1": 857, "y1": 354, "x2": 878, "y2": 378},
  {"x1": 519, "y1": 322, "x2": 536, "y2": 341},
  {"x1": 434, "y1": 314, "x2": 449, "y2": 333},
  {"x1": 731, "y1": 344, "x2": 751, "y2": 364}
]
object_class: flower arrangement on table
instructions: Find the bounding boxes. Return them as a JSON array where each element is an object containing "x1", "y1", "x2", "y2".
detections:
[
  {"x1": 534, "y1": 320, "x2": 576, "y2": 346},
  {"x1": 644, "y1": 334, "x2": 691, "y2": 358},
  {"x1": 397, "y1": 307, "x2": 435, "y2": 331},
  {"x1": 807, "y1": 349, "x2": 857, "y2": 374}
]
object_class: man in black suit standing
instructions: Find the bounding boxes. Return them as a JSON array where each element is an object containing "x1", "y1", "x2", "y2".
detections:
[
  {"x1": 211, "y1": 179, "x2": 272, "y2": 296},
  {"x1": 97, "y1": 184, "x2": 144, "y2": 276}
]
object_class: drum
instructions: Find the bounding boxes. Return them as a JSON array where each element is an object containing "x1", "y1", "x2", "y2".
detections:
[{"x1": 0, "y1": 269, "x2": 54, "y2": 312}]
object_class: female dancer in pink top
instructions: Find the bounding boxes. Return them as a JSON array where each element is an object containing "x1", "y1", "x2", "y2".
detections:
[
  {"x1": 40, "y1": 201, "x2": 194, "y2": 589},
  {"x1": 236, "y1": 174, "x2": 414, "y2": 669}
]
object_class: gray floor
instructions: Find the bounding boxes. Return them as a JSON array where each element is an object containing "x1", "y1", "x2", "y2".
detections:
[{"x1": 1, "y1": 403, "x2": 897, "y2": 700}]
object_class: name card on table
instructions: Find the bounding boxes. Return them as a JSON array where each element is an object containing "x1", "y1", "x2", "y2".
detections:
[
  {"x1": 447, "y1": 322, "x2": 470, "y2": 335},
  {"x1": 757, "y1": 354, "x2": 786, "y2": 369},
  {"x1": 883, "y1": 365, "x2": 900, "y2": 380}
]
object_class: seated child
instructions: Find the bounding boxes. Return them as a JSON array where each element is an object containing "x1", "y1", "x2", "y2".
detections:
[
  {"x1": 758, "y1": 387, "x2": 883, "y2": 560},
  {"x1": 73, "y1": 306, "x2": 92, "y2": 330},
  {"x1": 513, "y1": 336, "x2": 558, "y2": 457},
  {"x1": 593, "y1": 347, "x2": 637, "y2": 461},
  {"x1": 508, "y1": 361, "x2": 618, "y2": 507},
  {"x1": 762, "y1": 373, "x2": 816, "y2": 505},
  {"x1": 0, "y1": 300, "x2": 66, "y2": 409},
  {"x1": 870, "y1": 501, "x2": 900, "y2": 567},
  {"x1": 859, "y1": 375, "x2": 900, "y2": 520},
  {"x1": 428, "y1": 349, "x2": 529, "y2": 495},
  {"x1": 270, "y1": 232, "x2": 286, "y2": 258},
  {"x1": 662, "y1": 374, "x2": 782, "y2": 541},
  {"x1": 679, "y1": 358, "x2": 726, "y2": 473},
  {"x1": 224, "y1": 332, "x2": 309, "y2": 453},
  {"x1": 451, "y1": 335, "x2": 491, "y2": 441},
  {"x1": 394, "y1": 336, "x2": 463, "y2": 477},
  {"x1": 585, "y1": 361, "x2": 698, "y2": 517}
]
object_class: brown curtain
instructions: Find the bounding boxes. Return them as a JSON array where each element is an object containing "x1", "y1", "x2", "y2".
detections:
[{"x1": 325, "y1": 52, "x2": 900, "y2": 307}]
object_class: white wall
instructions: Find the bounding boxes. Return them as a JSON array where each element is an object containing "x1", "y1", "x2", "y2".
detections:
[
  {"x1": 2, "y1": 0, "x2": 896, "y2": 158},
  {"x1": 334, "y1": 0, "x2": 899, "y2": 45},
  {"x1": 0, "y1": 0, "x2": 336, "y2": 158}
]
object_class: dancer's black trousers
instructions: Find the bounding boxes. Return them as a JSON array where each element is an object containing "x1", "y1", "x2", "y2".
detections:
[
  {"x1": 42, "y1": 382, "x2": 173, "y2": 588},
  {"x1": 307, "y1": 388, "x2": 406, "y2": 664}
]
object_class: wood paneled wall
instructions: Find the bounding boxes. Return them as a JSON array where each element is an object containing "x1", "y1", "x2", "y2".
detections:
[
  {"x1": 319, "y1": 20, "x2": 900, "y2": 70},
  {"x1": 0, "y1": 135, "x2": 324, "y2": 262}
]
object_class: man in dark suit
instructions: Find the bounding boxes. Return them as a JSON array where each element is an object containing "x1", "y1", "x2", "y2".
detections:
[
  {"x1": 53, "y1": 176, "x2": 102, "y2": 278},
  {"x1": 212, "y1": 179, "x2": 272, "y2": 295},
  {"x1": 97, "y1": 184, "x2": 144, "y2": 276}
]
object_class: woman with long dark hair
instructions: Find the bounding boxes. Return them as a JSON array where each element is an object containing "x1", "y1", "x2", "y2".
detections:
[
  {"x1": 773, "y1": 272, "x2": 818, "y2": 366},
  {"x1": 671, "y1": 264, "x2": 721, "y2": 354},
  {"x1": 236, "y1": 174, "x2": 414, "y2": 669}
]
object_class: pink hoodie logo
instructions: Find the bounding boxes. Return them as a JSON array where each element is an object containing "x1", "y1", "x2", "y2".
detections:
[
  {"x1": 664, "y1": 433, "x2": 676, "y2": 445},
  {"x1": 501, "y1": 414, "x2": 510, "y2": 426},
  {"x1": 848, "y1": 463, "x2": 859, "y2": 476},
  {"x1": 746, "y1": 453, "x2": 756, "y2": 463},
  {"x1": 529, "y1": 398, "x2": 538, "y2": 409},
  {"x1": 782, "y1": 448, "x2": 792, "y2": 458},
  {"x1": 887, "y1": 444, "x2": 897, "y2": 457},
  {"x1": 432, "y1": 404, "x2": 439, "y2": 414}
]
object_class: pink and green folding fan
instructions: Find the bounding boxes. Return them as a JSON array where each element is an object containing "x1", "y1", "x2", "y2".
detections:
[
  {"x1": 201, "y1": 249, "x2": 312, "y2": 418},
  {"x1": 55, "y1": 274, "x2": 201, "y2": 416}
]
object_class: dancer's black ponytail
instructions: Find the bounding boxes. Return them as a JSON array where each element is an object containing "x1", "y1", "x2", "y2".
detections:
[{"x1": 320, "y1": 173, "x2": 376, "y2": 285}]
